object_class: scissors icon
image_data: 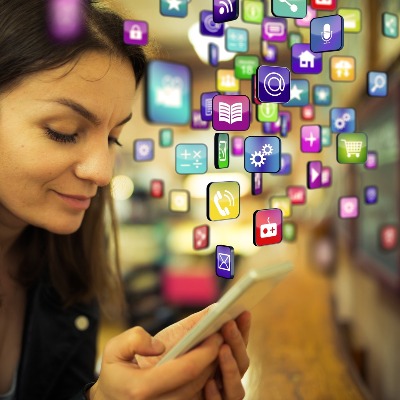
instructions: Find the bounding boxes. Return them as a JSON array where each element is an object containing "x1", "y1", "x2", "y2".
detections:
[{"x1": 370, "y1": 74, "x2": 386, "y2": 93}]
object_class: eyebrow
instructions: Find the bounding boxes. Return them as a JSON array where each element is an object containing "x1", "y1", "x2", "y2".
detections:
[{"x1": 48, "y1": 97, "x2": 132, "y2": 128}]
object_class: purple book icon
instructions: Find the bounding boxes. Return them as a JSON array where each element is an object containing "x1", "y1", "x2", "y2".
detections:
[{"x1": 212, "y1": 95, "x2": 250, "y2": 131}]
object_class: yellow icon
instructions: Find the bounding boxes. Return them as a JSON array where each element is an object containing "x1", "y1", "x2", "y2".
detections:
[
  {"x1": 207, "y1": 181, "x2": 240, "y2": 221},
  {"x1": 169, "y1": 189, "x2": 190, "y2": 212},
  {"x1": 217, "y1": 69, "x2": 240, "y2": 92},
  {"x1": 330, "y1": 56, "x2": 355, "y2": 82},
  {"x1": 269, "y1": 196, "x2": 292, "y2": 218}
]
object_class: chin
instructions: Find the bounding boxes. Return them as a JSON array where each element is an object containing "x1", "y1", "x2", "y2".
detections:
[{"x1": 40, "y1": 216, "x2": 84, "y2": 235}]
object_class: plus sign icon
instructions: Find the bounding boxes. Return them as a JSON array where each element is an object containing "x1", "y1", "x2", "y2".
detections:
[{"x1": 253, "y1": 208, "x2": 282, "y2": 246}]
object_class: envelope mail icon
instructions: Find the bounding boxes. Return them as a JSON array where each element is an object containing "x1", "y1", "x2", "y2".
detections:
[{"x1": 218, "y1": 253, "x2": 231, "y2": 271}]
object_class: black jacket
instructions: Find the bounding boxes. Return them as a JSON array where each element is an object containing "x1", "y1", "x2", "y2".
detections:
[{"x1": 15, "y1": 277, "x2": 99, "y2": 400}]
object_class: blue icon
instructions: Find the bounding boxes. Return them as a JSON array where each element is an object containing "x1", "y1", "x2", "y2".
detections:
[
  {"x1": 330, "y1": 108, "x2": 356, "y2": 133},
  {"x1": 262, "y1": 43, "x2": 278, "y2": 63},
  {"x1": 200, "y1": 10, "x2": 224, "y2": 37},
  {"x1": 310, "y1": 15, "x2": 344, "y2": 53},
  {"x1": 134, "y1": 139, "x2": 154, "y2": 161},
  {"x1": 313, "y1": 85, "x2": 332, "y2": 106},
  {"x1": 382, "y1": 12, "x2": 399, "y2": 38},
  {"x1": 226, "y1": 27, "x2": 249, "y2": 52},
  {"x1": 284, "y1": 79, "x2": 309, "y2": 107},
  {"x1": 256, "y1": 65, "x2": 290, "y2": 103},
  {"x1": 175, "y1": 144, "x2": 208, "y2": 174},
  {"x1": 365, "y1": 186, "x2": 378, "y2": 204},
  {"x1": 367, "y1": 72, "x2": 388, "y2": 97},
  {"x1": 244, "y1": 136, "x2": 281, "y2": 173},
  {"x1": 216, "y1": 245, "x2": 234, "y2": 279},
  {"x1": 160, "y1": 0, "x2": 188, "y2": 18},
  {"x1": 201, "y1": 91, "x2": 219, "y2": 121},
  {"x1": 213, "y1": 0, "x2": 238, "y2": 23},
  {"x1": 276, "y1": 153, "x2": 291, "y2": 175},
  {"x1": 271, "y1": 0, "x2": 307, "y2": 19},
  {"x1": 291, "y1": 43, "x2": 322, "y2": 74},
  {"x1": 209, "y1": 43, "x2": 219, "y2": 66}
]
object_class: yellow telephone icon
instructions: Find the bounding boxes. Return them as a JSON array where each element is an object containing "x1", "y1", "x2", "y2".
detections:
[{"x1": 213, "y1": 190, "x2": 230, "y2": 216}]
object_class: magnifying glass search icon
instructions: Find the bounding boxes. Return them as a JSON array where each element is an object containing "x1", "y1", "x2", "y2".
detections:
[{"x1": 371, "y1": 75, "x2": 386, "y2": 93}]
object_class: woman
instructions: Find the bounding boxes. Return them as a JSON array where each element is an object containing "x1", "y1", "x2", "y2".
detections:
[{"x1": 0, "y1": 1, "x2": 251, "y2": 399}]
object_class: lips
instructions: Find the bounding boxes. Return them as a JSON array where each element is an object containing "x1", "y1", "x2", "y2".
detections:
[{"x1": 55, "y1": 192, "x2": 94, "y2": 210}]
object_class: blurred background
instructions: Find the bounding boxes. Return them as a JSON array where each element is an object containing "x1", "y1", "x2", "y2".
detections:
[{"x1": 98, "y1": 0, "x2": 399, "y2": 399}]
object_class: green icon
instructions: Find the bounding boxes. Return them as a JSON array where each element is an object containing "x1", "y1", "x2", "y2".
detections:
[
  {"x1": 383, "y1": 12, "x2": 399, "y2": 38},
  {"x1": 159, "y1": 128, "x2": 173, "y2": 147},
  {"x1": 288, "y1": 32, "x2": 302, "y2": 48},
  {"x1": 271, "y1": 0, "x2": 306, "y2": 19},
  {"x1": 234, "y1": 55, "x2": 259, "y2": 80},
  {"x1": 321, "y1": 127, "x2": 331, "y2": 147},
  {"x1": 338, "y1": 8, "x2": 361, "y2": 33},
  {"x1": 214, "y1": 133, "x2": 229, "y2": 169},
  {"x1": 242, "y1": 0, "x2": 264, "y2": 24},
  {"x1": 337, "y1": 133, "x2": 367, "y2": 164},
  {"x1": 256, "y1": 103, "x2": 278, "y2": 122},
  {"x1": 283, "y1": 222, "x2": 296, "y2": 242}
]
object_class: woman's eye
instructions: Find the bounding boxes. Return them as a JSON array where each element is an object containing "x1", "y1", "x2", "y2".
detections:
[
  {"x1": 45, "y1": 128, "x2": 77, "y2": 143},
  {"x1": 109, "y1": 137, "x2": 123, "y2": 147}
]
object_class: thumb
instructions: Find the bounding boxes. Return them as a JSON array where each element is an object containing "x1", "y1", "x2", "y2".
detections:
[{"x1": 103, "y1": 326, "x2": 165, "y2": 364}]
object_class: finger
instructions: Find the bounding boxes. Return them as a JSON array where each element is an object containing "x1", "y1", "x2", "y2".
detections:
[
  {"x1": 235, "y1": 311, "x2": 252, "y2": 346},
  {"x1": 204, "y1": 379, "x2": 223, "y2": 400},
  {"x1": 219, "y1": 345, "x2": 246, "y2": 400},
  {"x1": 175, "y1": 303, "x2": 217, "y2": 333}
]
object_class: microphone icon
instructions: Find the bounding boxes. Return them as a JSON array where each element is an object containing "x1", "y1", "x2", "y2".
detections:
[{"x1": 321, "y1": 23, "x2": 332, "y2": 43}]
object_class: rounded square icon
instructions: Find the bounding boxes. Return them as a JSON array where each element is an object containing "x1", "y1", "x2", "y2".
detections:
[
  {"x1": 283, "y1": 222, "x2": 296, "y2": 242},
  {"x1": 213, "y1": 0, "x2": 239, "y2": 23},
  {"x1": 160, "y1": 0, "x2": 188, "y2": 17},
  {"x1": 339, "y1": 196, "x2": 359, "y2": 219},
  {"x1": 330, "y1": 108, "x2": 355, "y2": 133},
  {"x1": 310, "y1": 15, "x2": 344, "y2": 53},
  {"x1": 307, "y1": 161, "x2": 322, "y2": 189},
  {"x1": 330, "y1": 56, "x2": 355, "y2": 82},
  {"x1": 338, "y1": 8, "x2": 361, "y2": 33},
  {"x1": 295, "y1": 6, "x2": 316, "y2": 27},
  {"x1": 226, "y1": 27, "x2": 249, "y2": 53},
  {"x1": 169, "y1": 190, "x2": 190, "y2": 213},
  {"x1": 313, "y1": 85, "x2": 332, "y2": 106},
  {"x1": 212, "y1": 95, "x2": 250, "y2": 131},
  {"x1": 200, "y1": 10, "x2": 224, "y2": 37},
  {"x1": 244, "y1": 136, "x2": 281, "y2": 173},
  {"x1": 365, "y1": 186, "x2": 378, "y2": 205},
  {"x1": 257, "y1": 103, "x2": 278, "y2": 122},
  {"x1": 382, "y1": 12, "x2": 399, "y2": 38},
  {"x1": 150, "y1": 179, "x2": 164, "y2": 198},
  {"x1": 367, "y1": 72, "x2": 388, "y2": 97},
  {"x1": 242, "y1": 0, "x2": 264, "y2": 24},
  {"x1": 284, "y1": 79, "x2": 309, "y2": 107},
  {"x1": 321, "y1": 126, "x2": 332, "y2": 146},
  {"x1": 216, "y1": 245, "x2": 234, "y2": 279},
  {"x1": 287, "y1": 186, "x2": 306, "y2": 204},
  {"x1": 253, "y1": 208, "x2": 283, "y2": 246},
  {"x1": 270, "y1": 196, "x2": 292, "y2": 218},
  {"x1": 262, "y1": 17, "x2": 287, "y2": 42},
  {"x1": 311, "y1": 0, "x2": 337, "y2": 11},
  {"x1": 291, "y1": 44, "x2": 322, "y2": 74},
  {"x1": 123, "y1": 20, "x2": 148, "y2": 45},
  {"x1": 256, "y1": 65, "x2": 290, "y2": 103},
  {"x1": 193, "y1": 225, "x2": 210, "y2": 250},
  {"x1": 261, "y1": 41, "x2": 278, "y2": 63},
  {"x1": 234, "y1": 55, "x2": 259, "y2": 80},
  {"x1": 301, "y1": 125, "x2": 321, "y2": 153},
  {"x1": 207, "y1": 181, "x2": 240, "y2": 221},
  {"x1": 365, "y1": 151, "x2": 378, "y2": 169},
  {"x1": 175, "y1": 144, "x2": 208, "y2": 174},
  {"x1": 321, "y1": 166, "x2": 332, "y2": 187},
  {"x1": 337, "y1": 133, "x2": 367, "y2": 164},
  {"x1": 231, "y1": 136, "x2": 244, "y2": 155},
  {"x1": 159, "y1": 128, "x2": 173, "y2": 147},
  {"x1": 134, "y1": 139, "x2": 154, "y2": 161},
  {"x1": 216, "y1": 69, "x2": 240, "y2": 92},
  {"x1": 380, "y1": 225, "x2": 398, "y2": 251},
  {"x1": 272, "y1": 0, "x2": 307, "y2": 19}
]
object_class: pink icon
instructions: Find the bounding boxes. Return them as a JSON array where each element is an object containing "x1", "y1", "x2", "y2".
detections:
[
  {"x1": 321, "y1": 167, "x2": 332, "y2": 187},
  {"x1": 302, "y1": 105, "x2": 315, "y2": 120},
  {"x1": 295, "y1": 6, "x2": 317, "y2": 27},
  {"x1": 301, "y1": 125, "x2": 321, "y2": 153},
  {"x1": 380, "y1": 225, "x2": 398, "y2": 251},
  {"x1": 339, "y1": 196, "x2": 359, "y2": 219},
  {"x1": 212, "y1": 95, "x2": 250, "y2": 131},
  {"x1": 365, "y1": 151, "x2": 378, "y2": 169},
  {"x1": 287, "y1": 186, "x2": 306, "y2": 205},
  {"x1": 231, "y1": 136, "x2": 244, "y2": 155}
]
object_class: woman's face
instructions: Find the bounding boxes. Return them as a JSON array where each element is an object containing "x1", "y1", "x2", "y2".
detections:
[{"x1": 0, "y1": 51, "x2": 136, "y2": 234}]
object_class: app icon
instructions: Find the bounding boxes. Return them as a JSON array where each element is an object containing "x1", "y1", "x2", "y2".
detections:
[
  {"x1": 150, "y1": 179, "x2": 164, "y2": 198},
  {"x1": 262, "y1": 17, "x2": 287, "y2": 42},
  {"x1": 252, "y1": 173, "x2": 263, "y2": 195},
  {"x1": 193, "y1": 225, "x2": 210, "y2": 250},
  {"x1": 365, "y1": 186, "x2": 378, "y2": 204},
  {"x1": 160, "y1": 0, "x2": 188, "y2": 17},
  {"x1": 226, "y1": 27, "x2": 249, "y2": 52},
  {"x1": 321, "y1": 126, "x2": 332, "y2": 147},
  {"x1": 175, "y1": 144, "x2": 208, "y2": 174},
  {"x1": 207, "y1": 181, "x2": 240, "y2": 221},
  {"x1": 330, "y1": 56, "x2": 355, "y2": 82},
  {"x1": 231, "y1": 136, "x2": 244, "y2": 155},
  {"x1": 134, "y1": 139, "x2": 154, "y2": 161},
  {"x1": 337, "y1": 133, "x2": 367, "y2": 164},
  {"x1": 253, "y1": 208, "x2": 283, "y2": 246},
  {"x1": 283, "y1": 222, "x2": 296, "y2": 242},
  {"x1": 209, "y1": 43, "x2": 219, "y2": 67},
  {"x1": 214, "y1": 133, "x2": 230, "y2": 169},
  {"x1": 146, "y1": 60, "x2": 191, "y2": 125},
  {"x1": 291, "y1": 44, "x2": 322, "y2": 74},
  {"x1": 382, "y1": 13, "x2": 399, "y2": 38},
  {"x1": 159, "y1": 129, "x2": 173, "y2": 148},
  {"x1": 301, "y1": 105, "x2": 315, "y2": 121},
  {"x1": 234, "y1": 55, "x2": 259, "y2": 80},
  {"x1": 338, "y1": 8, "x2": 361, "y2": 33},
  {"x1": 257, "y1": 103, "x2": 278, "y2": 123},
  {"x1": 310, "y1": 15, "x2": 344, "y2": 53},
  {"x1": 311, "y1": 0, "x2": 337, "y2": 11},
  {"x1": 307, "y1": 161, "x2": 322, "y2": 189},
  {"x1": 270, "y1": 196, "x2": 292, "y2": 218},
  {"x1": 367, "y1": 72, "x2": 388, "y2": 97},
  {"x1": 284, "y1": 79, "x2": 309, "y2": 107},
  {"x1": 313, "y1": 85, "x2": 332, "y2": 106},
  {"x1": 213, "y1": 0, "x2": 238, "y2": 23},
  {"x1": 272, "y1": 0, "x2": 306, "y2": 19},
  {"x1": 191, "y1": 110, "x2": 210, "y2": 129},
  {"x1": 242, "y1": 0, "x2": 264, "y2": 24},
  {"x1": 276, "y1": 153, "x2": 292, "y2": 175},
  {"x1": 339, "y1": 196, "x2": 359, "y2": 219},
  {"x1": 295, "y1": 5, "x2": 316, "y2": 27},
  {"x1": 169, "y1": 189, "x2": 190, "y2": 212},
  {"x1": 380, "y1": 225, "x2": 398, "y2": 251},
  {"x1": 288, "y1": 32, "x2": 303, "y2": 47},
  {"x1": 287, "y1": 186, "x2": 306, "y2": 204},
  {"x1": 216, "y1": 245, "x2": 234, "y2": 279},
  {"x1": 256, "y1": 65, "x2": 291, "y2": 103},
  {"x1": 279, "y1": 111, "x2": 292, "y2": 136},
  {"x1": 244, "y1": 136, "x2": 281, "y2": 173},
  {"x1": 123, "y1": 20, "x2": 148, "y2": 45},
  {"x1": 321, "y1": 166, "x2": 332, "y2": 187},
  {"x1": 301, "y1": 125, "x2": 321, "y2": 153},
  {"x1": 216, "y1": 69, "x2": 240, "y2": 92},
  {"x1": 201, "y1": 92, "x2": 219, "y2": 121},
  {"x1": 330, "y1": 108, "x2": 356, "y2": 133},
  {"x1": 365, "y1": 151, "x2": 378, "y2": 169},
  {"x1": 261, "y1": 42, "x2": 278, "y2": 63},
  {"x1": 212, "y1": 95, "x2": 250, "y2": 131},
  {"x1": 200, "y1": 10, "x2": 224, "y2": 37}
]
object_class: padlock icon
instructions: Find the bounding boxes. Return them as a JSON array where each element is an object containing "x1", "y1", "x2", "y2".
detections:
[{"x1": 129, "y1": 24, "x2": 143, "y2": 40}]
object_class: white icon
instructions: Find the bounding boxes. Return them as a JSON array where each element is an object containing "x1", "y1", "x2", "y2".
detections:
[
  {"x1": 179, "y1": 148, "x2": 204, "y2": 168},
  {"x1": 370, "y1": 74, "x2": 386, "y2": 93},
  {"x1": 156, "y1": 75, "x2": 183, "y2": 108},
  {"x1": 278, "y1": 0, "x2": 298, "y2": 13},
  {"x1": 214, "y1": 190, "x2": 235, "y2": 216},
  {"x1": 204, "y1": 14, "x2": 222, "y2": 33},
  {"x1": 219, "y1": 141, "x2": 227, "y2": 161},
  {"x1": 341, "y1": 139, "x2": 363, "y2": 158},
  {"x1": 264, "y1": 72, "x2": 286, "y2": 97},
  {"x1": 218, "y1": 101, "x2": 242, "y2": 124},
  {"x1": 264, "y1": 21, "x2": 285, "y2": 39},
  {"x1": 333, "y1": 60, "x2": 353, "y2": 78},
  {"x1": 129, "y1": 25, "x2": 143, "y2": 40},
  {"x1": 385, "y1": 16, "x2": 397, "y2": 35},
  {"x1": 334, "y1": 112, "x2": 350, "y2": 130},
  {"x1": 220, "y1": 73, "x2": 237, "y2": 88},
  {"x1": 310, "y1": 167, "x2": 319, "y2": 182},
  {"x1": 250, "y1": 143, "x2": 274, "y2": 168},
  {"x1": 218, "y1": 253, "x2": 230, "y2": 270},
  {"x1": 166, "y1": 0, "x2": 182, "y2": 11},
  {"x1": 343, "y1": 200, "x2": 355, "y2": 214},
  {"x1": 290, "y1": 83, "x2": 304, "y2": 101},
  {"x1": 343, "y1": 12, "x2": 358, "y2": 30},
  {"x1": 305, "y1": 132, "x2": 317, "y2": 147},
  {"x1": 137, "y1": 143, "x2": 151, "y2": 157},
  {"x1": 218, "y1": 0, "x2": 233, "y2": 15},
  {"x1": 298, "y1": 50, "x2": 315, "y2": 68},
  {"x1": 261, "y1": 103, "x2": 276, "y2": 118},
  {"x1": 321, "y1": 23, "x2": 333, "y2": 43},
  {"x1": 260, "y1": 218, "x2": 278, "y2": 238}
]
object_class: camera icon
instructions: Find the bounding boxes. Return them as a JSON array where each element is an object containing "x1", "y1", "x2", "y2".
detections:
[{"x1": 260, "y1": 221, "x2": 278, "y2": 238}]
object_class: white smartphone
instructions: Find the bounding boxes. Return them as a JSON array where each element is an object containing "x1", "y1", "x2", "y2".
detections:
[{"x1": 157, "y1": 261, "x2": 293, "y2": 366}]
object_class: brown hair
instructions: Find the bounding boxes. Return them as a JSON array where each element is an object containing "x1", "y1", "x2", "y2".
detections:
[{"x1": 0, "y1": 0, "x2": 147, "y2": 313}]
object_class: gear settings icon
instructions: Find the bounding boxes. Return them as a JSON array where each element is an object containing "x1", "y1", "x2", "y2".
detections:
[{"x1": 250, "y1": 143, "x2": 274, "y2": 168}]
